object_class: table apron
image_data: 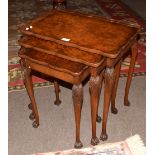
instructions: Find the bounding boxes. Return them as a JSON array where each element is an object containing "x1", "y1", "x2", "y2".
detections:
[{"x1": 26, "y1": 60, "x2": 90, "y2": 85}]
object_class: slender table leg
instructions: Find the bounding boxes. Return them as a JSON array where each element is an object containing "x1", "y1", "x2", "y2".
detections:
[
  {"x1": 111, "y1": 61, "x2": 121, "y2": 114},
  {"x1": 124, "y1": 43, "x2": 138, "y2": 106},
  {"x1": 54, "y1": 80, "x2": 61, "y2": 106},
  {"x1": 100, "y1": 67, "x2": 114, "y2": 141},
  {"x1": 20, "y1": 59, "x2": 39, "y2": 128},
  {"x1": 89, "y1": 75, "x2": 103, "y2": 145},
  {"x1": 20, "y1": 59, "x2": 34, "y2": 118},
  {"x1": 72, "y1": 84, "x2": 83, "y2": 149},
  {"x1": 96, "y1": 72, "x2": 104, "y2": 123}
]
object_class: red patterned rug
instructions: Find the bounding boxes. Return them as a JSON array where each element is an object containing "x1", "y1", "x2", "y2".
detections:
[
  {"x1": 31, "y1": 134, "x2": 145, "y2": 155},
  {"x1": 8, "y1": 0, "x2": 146, "y2": 92}
]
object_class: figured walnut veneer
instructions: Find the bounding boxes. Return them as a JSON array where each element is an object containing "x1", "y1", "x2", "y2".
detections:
[
  {"x1": 18, "y1": 48, "x2": 90, "y2": 84},
  {"x1": 18, "y1": 36, "x2": 104, "y2": 67},
  {"x1": 20, "y1": 10, "x2": 140, "y2": 58}
]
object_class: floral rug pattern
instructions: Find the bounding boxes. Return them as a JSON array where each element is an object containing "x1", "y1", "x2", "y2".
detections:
[
  {"x1": 31, "y1": 135, "x2": 146, "y2": 155},
  {"x1": 8, "y1": 0, "x2": 146, "y2": 92}
]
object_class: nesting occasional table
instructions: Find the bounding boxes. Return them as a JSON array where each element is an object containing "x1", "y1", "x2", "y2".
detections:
[{"x1": 18, "y1": 10, "x2": 140, "y2": 148}]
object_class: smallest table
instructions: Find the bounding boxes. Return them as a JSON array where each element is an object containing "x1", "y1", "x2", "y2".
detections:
[
  {"x1": 18, "y1": 41, "x2": 106, "y2": 148},
  {"x1": 18, "y1": 47, "x2": 91, "y2": 148}
]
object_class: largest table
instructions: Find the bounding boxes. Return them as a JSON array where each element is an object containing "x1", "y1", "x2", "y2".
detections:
[{"x1": 19, "y1": 10, "x2": 140, "y2": 147}]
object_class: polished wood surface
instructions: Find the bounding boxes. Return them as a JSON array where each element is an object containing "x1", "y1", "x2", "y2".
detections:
[
  {"x1": 18, "y1": 48, "x2": 90, "y2": 84},
  {"x1": 18, "y1": 36, "x2": 105, "y2": 67},
  {"x1": 18, "y1": 10, "x2": 139, "y2": 148},
  {"x1": 20, "y1": 10, "x2": 140, "y2": 58}
]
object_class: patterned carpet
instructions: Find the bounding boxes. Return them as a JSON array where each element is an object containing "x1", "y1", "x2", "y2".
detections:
[
  {"x1": 8, "y1": 0, "x2": 146, "y2": 92},
  {"x1": 31, "y1": 135, "x2": 145, "y2": 155}
]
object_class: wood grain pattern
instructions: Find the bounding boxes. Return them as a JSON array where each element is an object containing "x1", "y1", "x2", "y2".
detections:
[
  {"x1": 18, "y1": 48, "x2": 91, "y2": 85},
  {"x1": 18, "y1": 36, "x2": 105, "y2": 67},
  {"x1": 18, "y1": 9, "x2": 139, "y2": 147},
  {"x1": 20, "y1": 10, "x2": 140, "y2": 58},
  {"x1": 18, "y1": 48, "x2": 89, "y2": 76}
]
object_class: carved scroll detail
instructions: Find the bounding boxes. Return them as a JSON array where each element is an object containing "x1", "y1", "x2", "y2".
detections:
[
  {"x1": 20, "y1": 58, "x2": 31, "y2": 84},
  {"x1": 105, "y1": 68, "x2": 114, "y2": 80},
  {"x1": 104, "y1": 67, "x2": 115, "y2": 96},
  {"x1": 89, "y1": 76, "x2": 100, "y2": 90},
  {"x1": 72, "y1": 84, "x2": 83, "y2": 105}
]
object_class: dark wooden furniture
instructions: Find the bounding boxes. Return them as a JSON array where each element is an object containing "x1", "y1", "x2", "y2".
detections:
[
  {"x1": 19, "y1": 34, "x2": 108, "y2": 147},
  {"x1": 18, "y1": 10, "x2": 140, "y2": 148},
  {"x1": 18, "y1": 47, "x2": 103, "y2": 148},
  {"x1": 18, "y1": 38, "x2": 106, "y2": 148}
]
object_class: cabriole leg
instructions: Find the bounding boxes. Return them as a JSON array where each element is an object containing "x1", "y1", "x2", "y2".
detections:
[
  {"x1": 89, "y1": 75, "x2": 103, "y2": 145},
  {"x1": 20, "y1": 59, "x2": 39, "y2": 128},
  {"x1": 124, "y1": 43, "x2": 138, "y2": 106},
  {"x1": 100, "y1": 67, "x2": 114, "y2": 141},
  {"x1": 72, "y1": 84, "x2": 83, "y2": 148},
  {"x1": 111, "y1": 61, "x2": 121, "y2": 114},
  {"x1": 96, "y1": 72, "x2": 104, "y2": 123}
]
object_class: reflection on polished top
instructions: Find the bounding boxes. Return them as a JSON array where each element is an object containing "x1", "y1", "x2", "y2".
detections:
[{"x1": 20, "y1": 10, "x2": 140, "y2": 58}]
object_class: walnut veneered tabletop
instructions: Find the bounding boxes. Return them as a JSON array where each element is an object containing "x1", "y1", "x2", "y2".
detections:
[
  {"x1": 20, "y1": 10, "x2": 140, "y2": 58},
  {"x1": 19, "y1": 36, "x2": 105, "y2": 67},
  {"x1": 18, "y1": 48, "x2": 89, "y2": 77}
]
